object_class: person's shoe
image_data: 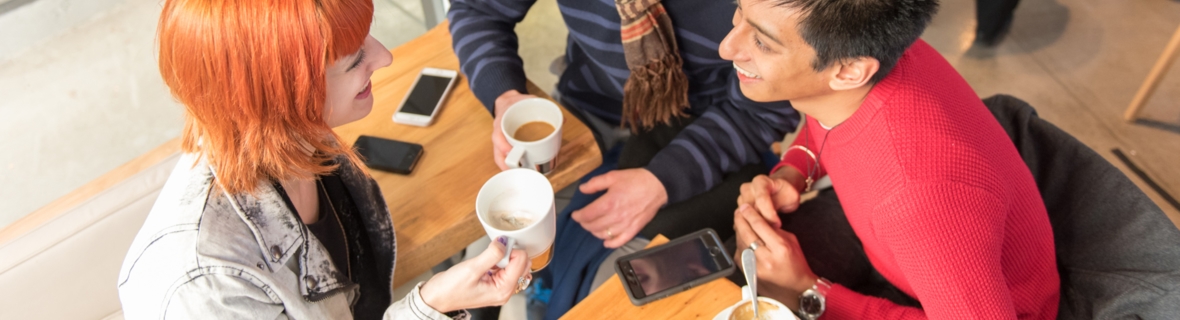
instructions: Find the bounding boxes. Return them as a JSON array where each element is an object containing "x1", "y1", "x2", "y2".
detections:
[
  {"x1": 524, "y1": 278, "x2": 551, "y2": 320},
  {"x1": 975, "y1": 14, "x2": 1015, "y2": 47}
]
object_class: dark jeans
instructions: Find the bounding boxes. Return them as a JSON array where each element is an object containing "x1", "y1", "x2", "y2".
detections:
[
  {"x1": 727, "y1": 188, "x2": 922, "y2": 309},
  {"x1": 976, "y1": 0, "x2": 1020, "y2": 37},
  {"x1": 621, "y1": 116, "x2": 765, "y2": 241}
]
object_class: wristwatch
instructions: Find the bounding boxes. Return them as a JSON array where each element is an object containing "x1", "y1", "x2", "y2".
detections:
[{"x1": 797, "y1": 278, "x2": 832, "y2": 320}]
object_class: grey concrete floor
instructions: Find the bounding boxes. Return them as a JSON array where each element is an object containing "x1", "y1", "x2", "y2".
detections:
[{"x1": 925, "y1": 0, "x2": 1180, "y2": 224}]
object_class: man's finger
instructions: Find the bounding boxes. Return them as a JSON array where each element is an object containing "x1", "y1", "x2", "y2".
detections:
[
  {"x1": 733, "y1": 205, "x2": 758, "y2": 251},
  {"x1": 738, "y1": 207, "x2": 785, "y2": 255},
  {"x1": 577, "y1": 201, "x2": 621, "y2": 236},
  {"x1": 578, "y1": 171, "x2": 617, "y2": 194},
  {"x1": 492, "y1": 124, "x2": 511, "y2": 170},
  {"x1": 753, "y1": 195, "x2": 781, "y2": 228},
  {"x1": 603, "y1": 222, "x2": 639, "y2": 249},
  {"x1": 571, "y1": 195, "x2": 614, "y2": 230}
]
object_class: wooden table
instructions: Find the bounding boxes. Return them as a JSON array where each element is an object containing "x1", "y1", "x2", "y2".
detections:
[
  {"x1": 563, "y1": 236, "x2": 743, "y2": 319},
  {"x1": 333, "y1": 22, "x2": 602, "y2": 288}
]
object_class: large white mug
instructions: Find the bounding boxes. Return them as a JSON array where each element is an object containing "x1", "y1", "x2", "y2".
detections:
[
  {"x1": 500, "y1": 98, "x2": 563, "y2": 175},
  {"x1": 476, "y1": 169, "x2": 557, "y2": 272}
]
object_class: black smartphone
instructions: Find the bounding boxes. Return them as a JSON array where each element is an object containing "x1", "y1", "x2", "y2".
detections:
[
  {"x1": 614, "y1": 228, "x2": 735, "y2": 306},
  {"x1": 354, "y1": 135, "x2": 423, "y2": 175}
]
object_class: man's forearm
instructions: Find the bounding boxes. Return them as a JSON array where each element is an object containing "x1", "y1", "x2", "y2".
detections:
[{"x1": 448, "y1": 0, "x2": 533, "y2": 111}]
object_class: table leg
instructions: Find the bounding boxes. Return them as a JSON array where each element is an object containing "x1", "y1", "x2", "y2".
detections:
[
  {"x1": 420, "y1": 0, "x2": 447, "y2": 29},
  {"x1": 1125, "y1": 25, "x2": 1180, "y2": 122}
]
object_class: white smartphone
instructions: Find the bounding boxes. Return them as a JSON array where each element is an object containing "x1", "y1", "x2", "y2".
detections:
[{"x1": 393, "y1": 67, "x2": 458, "y2": 126}]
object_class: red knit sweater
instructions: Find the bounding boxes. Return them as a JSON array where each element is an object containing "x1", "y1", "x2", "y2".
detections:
[{"x1": 773, "y1": 40, "x2": 1060, "y2": 319}]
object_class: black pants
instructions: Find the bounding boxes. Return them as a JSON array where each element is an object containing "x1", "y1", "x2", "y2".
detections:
[
  {"x1": 618, "y1": 116, "x2": 765, "y2": 242},
  {"x1": 727, "y1": 189, "x2": 922, "y2": 309},
  {"x1": 976, "y1": 0, "x2": 1020, "y2": 37}
]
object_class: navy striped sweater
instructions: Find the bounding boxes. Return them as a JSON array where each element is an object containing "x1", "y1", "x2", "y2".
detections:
[{"x1": 448, "y1": 0, "x2": 799, "y2": 204}]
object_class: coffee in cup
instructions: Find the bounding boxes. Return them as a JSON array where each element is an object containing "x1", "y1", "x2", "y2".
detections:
[
  {"x1": 513, "y1": 121, "x2": 556, "y2": 142},
  {"x1": 728, "y1": 297, "x2": 794, "y2": 320},
  {"x1": 500, "y1": 98, "x2": 563, "y2": 174}
]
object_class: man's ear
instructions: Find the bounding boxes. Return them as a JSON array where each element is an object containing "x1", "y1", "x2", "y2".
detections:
[{"x1": 828, "y1": 57, "x2": 879, "y2": 91}]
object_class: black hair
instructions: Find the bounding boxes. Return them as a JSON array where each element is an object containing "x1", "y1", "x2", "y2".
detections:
[{"x1": 774, "y1": 0, "x2": 939, "y2": 83}]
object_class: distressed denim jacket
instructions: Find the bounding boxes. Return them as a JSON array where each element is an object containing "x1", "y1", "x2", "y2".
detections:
[{"x1": 117, "y1": 154, "x2": 461, "y2": 319}]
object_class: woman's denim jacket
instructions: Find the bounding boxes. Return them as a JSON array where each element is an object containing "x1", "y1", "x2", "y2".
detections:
[{"x1": 117, "y1": 154, "x2": 460, "y2": 319}]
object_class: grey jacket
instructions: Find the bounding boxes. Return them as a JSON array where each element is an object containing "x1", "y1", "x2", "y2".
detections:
[
  {"x1": 984, "y1": 95, "x2": 1180, "y2": 319},
  {"x1": 117, "y1": 154, "x2": 460, "y2": 319}
]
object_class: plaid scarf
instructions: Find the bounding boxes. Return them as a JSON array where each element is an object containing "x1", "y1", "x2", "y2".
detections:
[{"x1": 616, "y1": 0, "x2": 690, "y2": 131}]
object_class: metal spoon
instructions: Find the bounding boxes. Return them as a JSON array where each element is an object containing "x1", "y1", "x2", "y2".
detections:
[{"x1": 742, "y1": 247, "x2": 758, "y2": 318}]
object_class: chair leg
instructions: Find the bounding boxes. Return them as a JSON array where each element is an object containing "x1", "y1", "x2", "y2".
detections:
[{"x1": 1125, "y1": 25, "x2": 1180, "y2": 122}]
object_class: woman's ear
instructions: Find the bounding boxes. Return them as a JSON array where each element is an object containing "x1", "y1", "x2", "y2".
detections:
[{"x1": 828, "y1": 57, "x2": 879, "y2": 91}]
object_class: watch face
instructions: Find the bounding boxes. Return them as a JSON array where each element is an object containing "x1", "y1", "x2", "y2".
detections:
[{"x1": 800, "y1": 293, "x2": 823, "y2": 315}]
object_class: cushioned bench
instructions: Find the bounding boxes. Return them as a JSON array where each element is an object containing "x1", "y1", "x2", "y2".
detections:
[{"x1": 0, "y1": 140, "x2": 180, "y2": 319}]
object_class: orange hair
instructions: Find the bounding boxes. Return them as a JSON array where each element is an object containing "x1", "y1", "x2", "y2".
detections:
[{"x1": 158, "y1": 0, "x2": 373, "y2": 194}]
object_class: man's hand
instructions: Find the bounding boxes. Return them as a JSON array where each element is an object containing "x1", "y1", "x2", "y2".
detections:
[
  {"x1": 733, "y1": 204, "x2": 818, "y2": 310},
  {"x1": 419, "y1": 237, "x2": 530, "y2": 313},
  {"x1": 572, "y1": 168, "x2": 668, "y2": 248},
  {"x1": 737, "y1": 172, "x2": 802, "y2": 229},
  {"x1": 492, "y1": 90, "x2": 538, "y2": 170}
]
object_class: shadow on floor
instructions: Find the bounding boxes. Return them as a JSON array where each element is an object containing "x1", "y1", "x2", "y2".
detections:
[{"x1": 966, "y1": 0, "x2": 1074, "y2": 59}]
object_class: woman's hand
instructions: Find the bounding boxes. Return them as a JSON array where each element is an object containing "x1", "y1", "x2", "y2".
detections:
[
  {"x1": 734, "y1": 204, "x2": 818, "y2": 310},
  {"x1": 419, "y1": 237, "x2": 530, "y2": 313}
]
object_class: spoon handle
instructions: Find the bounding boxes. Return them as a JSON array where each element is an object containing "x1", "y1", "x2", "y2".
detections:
[{"x1": 741, "y1": 248, "x2": 758, "y2": 318}]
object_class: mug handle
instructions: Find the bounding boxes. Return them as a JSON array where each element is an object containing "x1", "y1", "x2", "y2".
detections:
[
  {"x1": 496, "y1": 237, "x2": 517, "y2": 268},
  {"x1": 505, "y1": 146, "x2": 527, "y2": 169}
]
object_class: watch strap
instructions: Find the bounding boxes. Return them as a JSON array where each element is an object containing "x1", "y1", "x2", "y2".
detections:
[{"x1": 797, "y1": 278, "x2": 831, "y2": 320}]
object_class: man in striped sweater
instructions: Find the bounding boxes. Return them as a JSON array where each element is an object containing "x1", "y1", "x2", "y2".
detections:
[{"x1": 448, "y1": 0, "x2": 799, "y2": 317}]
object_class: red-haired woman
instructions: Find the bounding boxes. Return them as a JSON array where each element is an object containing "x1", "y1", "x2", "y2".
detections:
[{"x1": 116, "y1": 0, "x2": 528, "y2": 319}]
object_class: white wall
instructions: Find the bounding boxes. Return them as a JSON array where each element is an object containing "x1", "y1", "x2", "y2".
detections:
[
  {"x1": 0, "y1": 0, "x2": 130, "y2": 61},
  {"x1": 0, "y1": 0, "x2": 182, "y2": 226}
]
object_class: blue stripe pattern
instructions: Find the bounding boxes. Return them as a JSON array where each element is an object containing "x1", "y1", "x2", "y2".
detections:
[{"x1": 449, "y1": 0, "x2": 798, "y2": 203}]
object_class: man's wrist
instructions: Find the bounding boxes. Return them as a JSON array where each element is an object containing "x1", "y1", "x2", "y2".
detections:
[
  {"x1": 493, "y1": 90, "x2": 525, "y2": 118},
  {"x1": 796, "y1": 275, "x2": 820, "y2": 297},
  {"x1": 796, "y1": 277, "x2": 830, "y2": 320},
  {"x1": 642, "y1": 168, "x2": 669, "y2": 207},
  {"x1": 771, "y1": 166, "x2": 807, "y2": 195}
]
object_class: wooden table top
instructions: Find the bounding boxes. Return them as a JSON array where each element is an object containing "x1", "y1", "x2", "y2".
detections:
[
  {"x1": 563, "y1": 236, "x2": 743, "y2": 320},
  {"x1": 333, "y1": 22, "x2": 602, "y2": 288}
]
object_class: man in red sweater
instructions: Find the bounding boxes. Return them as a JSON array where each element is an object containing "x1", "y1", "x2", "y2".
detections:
[{"x1": 720, "y1": 0, "x2": 1060, "y2": 319}]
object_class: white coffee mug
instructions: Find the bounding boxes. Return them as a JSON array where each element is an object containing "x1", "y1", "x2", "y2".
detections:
[
  {"x1": 724, "y1": 286, "x2": 796, "y2": 320},
  {"x1": 500, "y1": 98, "x2": 563, "y2": 175},
  {"x1": 475, "y1": 169, "x2": 557, "y2": 270}
]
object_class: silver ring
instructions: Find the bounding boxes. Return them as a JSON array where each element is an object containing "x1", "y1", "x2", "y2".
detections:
[
  {"x1": 749, "y1": 240, "x2": 762, "y2": 251},
  {"x1": 515, "y1": 273, "x2": 533, "y2": 293}
]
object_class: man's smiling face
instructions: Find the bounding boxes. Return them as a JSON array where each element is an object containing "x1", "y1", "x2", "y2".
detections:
[{"x1": 720, "y1": 0, "x2": 833, "y2": 103}]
